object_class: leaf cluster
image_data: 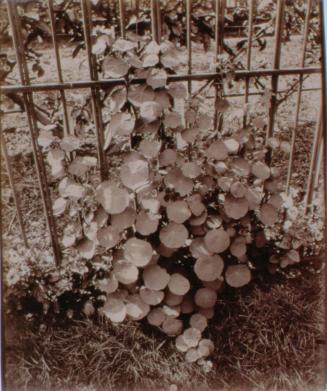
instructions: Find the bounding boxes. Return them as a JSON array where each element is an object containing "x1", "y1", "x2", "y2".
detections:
[{"x1": 30, "y1": 33, "x2": 307, "y2": 364}]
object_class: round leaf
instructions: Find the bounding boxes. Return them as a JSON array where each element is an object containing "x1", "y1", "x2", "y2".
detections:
[
  {"x1": 166, "y1": 200, "x2": 191, "y2": 224},
  {"x1": 111, "y1": 207, "x2": 136, "y2": 232},
  {"x1": 183, "y1": 327, "x2": 202, "y2": 348},
  {"x1": 97, "y1": 226, "x2": 120, "y2": 249},
  {"x1": 207, "y1": 141, "x2": 228, "y2": 160},
  {"x1": 135, "y1": 210, "x2": 160, "y2": 235},
  {"x1": 108, "y1": 112, "x2": 135, "y2": 137},
  {"x1": 76, "y1": 239, "x2": 96, "y2": 260},
  {"x1": 230, "y1": 237, "x2": 247, "y2": 258},
  {"x1": 124, "y1": 238, "x2": 153, "y2": 267},
  {"x1": 128, "y1": 85, "x2": 155, "y2": 107},
  {"x1": 224, "y1": 195, "x2": 249, "y2": 220},
  {"x1": 104, "y1": 86, "x2": 127, "y2": 113},
  {"x1": 101, "y1": 298, "x2": 126, "y2": 323},
  {"x1": 159, "y1": 222, "x2": 189, "y2": 249},
  {"x1": 126, "y1": 294, "x2": 150, "y2": 320},
  {"x1": 113, "y1": 38, "x2": 137, "y2": 52},
  {"x1": 146, "y1": 68, "x2": 167, "y2": 89},
  {"x1": 96, "y1": 182, "x2": 130, "y2": 214},
  {"x1": 190, "y1": 313, "x2": 208, "y2": 332},
  {"x1": 164, "y1": 167, "x2": 193, "y2": 196},
  {"x1": 140, "y1": 101, "x2": 162, "y2": 122},
  {"x1": 143, "y1": 265, "x2": 170, "y2": 291},
  {"x1": 159, "y1": 149, "x2": 177, "y2": 167},
  {"x1": 147, "y1": 307, "x2": 166, "y2": 326},
  {"x1": 162, "y1": 318, "x2": 183, "y2": 336},
  {"x1": 259, "y1": 203, "x2": 278, "y2": 226},
  {"x1": 164, "y1": 111, "x2": 182, "y2": 129},
  {"x1": 194, "y1": 287, "x2": 217, "y2": 309},
  {"x1": 194, "y1": 255, "x2": 224, "y2": 282},
  {"x1": 225, "y1": 264, "x2": 251, "y2": 288},
  {"x1": 95, "y1": 275, "x2": 119, "y2": 294},
  {"x1": 103, "y1": 56, "x2": 130, "y2": 78},
  {"x1": 140, "y1": 287, "x2": 164, "y2": 306},
  {"x1": 53, "y1": 197, "x2": 67, "y2": 216},
  {"x1": 139, "y1": 139, "x2": 161, "y2": 159},
  {"x1": 113, "y1": 260, "x2": 139, "y2": 285},
  {"x1": 204, "y1": 228, "x2": 230, "y2": 254},
  {"x1": 251, "y1": 161, "x2": 271, "y2": 180},
  {"x1": 120, "y1": 159, "x2": 149, "y2": 190},
  {"x1": 168, "y1": 273, "x2": 190, "y2": 295},
  {"x1": 181, "y1": 162, "x2": 201, "y2": 179}
]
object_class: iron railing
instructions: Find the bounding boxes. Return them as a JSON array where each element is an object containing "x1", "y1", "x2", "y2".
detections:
[{"x1": 0, "y1": 0, "x2": 324, "y2": 266}]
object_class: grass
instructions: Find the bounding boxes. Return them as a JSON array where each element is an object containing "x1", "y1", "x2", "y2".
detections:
[
  {"x1": 207, "y1": 270, "x2": 325, "y2": 391},
  {"x1": 4, "y1": 267, "x2": 325, "y2": 391}
]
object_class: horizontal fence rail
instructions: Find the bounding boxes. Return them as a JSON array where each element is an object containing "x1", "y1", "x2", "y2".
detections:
[
  {"x1": 0, "y1": 67, "x2": 321, "y2": 94},
  {"x1": 0, "y1": 0, "x2": 324, "y2": 265}
]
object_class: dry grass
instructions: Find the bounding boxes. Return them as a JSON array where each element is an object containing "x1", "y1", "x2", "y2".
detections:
[
  {"x1": 5, "y1": 318, "x2": 208, "y2": 391},
  {"x1": 207, "y1": 270, "x2": 325, "y2": 391},
  {"x1": 4, "y1": 269, "x2": 325, "y2": 391}
]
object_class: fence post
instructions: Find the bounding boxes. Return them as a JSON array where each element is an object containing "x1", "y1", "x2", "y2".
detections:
[
  {"x1": 304, "y1": 103, "x2": 323, "y2": 214},
  {"x1": 1, "y1": 132, "x2": 29, "y2": 248},
  {"x1": 151, "y1": 0, "x2": 161, "y2": 43},
  {"x1": 266, "y1": 0, "x2": 284, "y2": 142},
  {"x1": 6, "y1": 0, "x2": 62, "y2": 265},
  {"x1": 214, "y1": 0, "x2": 226, "y2": 132},
  {"x1": 286, "y1": 0, "x2": 313, "y2": 193},
  {"x1": 319, "y1": 2, "x2": 327, "y2": 374},
  {"x1": 119, "y1": 0, "x2": 126, "y2": 38},
  {"x1": 47, "y1": 0, "x2": 71, "y2": 138},
  {"x1": 186, "y1": 0, "x2": 192, "y2": 95},
  {"x1": 81, "y1": 0, "x2": 108, "y2": 181},
  {"x1": 243, "y1": 0, "x2": 255, "y2": 127}
]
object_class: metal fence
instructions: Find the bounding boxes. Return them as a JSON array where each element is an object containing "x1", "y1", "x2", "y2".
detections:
[{"x1": 0, "y1": 0, "x2": 324, "y2": 266}]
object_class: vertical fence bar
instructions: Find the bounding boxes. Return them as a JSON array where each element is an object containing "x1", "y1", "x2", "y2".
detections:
[
  {"x1": 266, "y1": 0, "x2": 284, "y2": 141},
  {"x1": 214, "y1": 0, "x2": 225, "y2": 132},
  {"x1": 6, "y1": 0, "x2": 61, "y2": 265},
  {"x1": 47, "y1": 0, "x2": 70, "y2": 137},
  {"x1": 215, "y1": 0, "x2": 225, "y2": 57},
  {"x1": 314, "y1": 138, "x2": 323, "y2": 189},
  {"x1": 151, "y1": 0, "x2": 157, "y2": 42},
  {"x1": 186, "y1": 0, "x2": 192, "y2": 95},
  {"x1": 286, "y1": 0, "x2": 312, "y2": 193},
  {"x1": 304, "y1": 104, "x2": 322, "y2": 214},
  {"x1": 151, "y1": 0, "x2": 160, "y2": 43},
  {"x1": 81, "y1": 0, "x2": 107, "y2": 181},
  {"x1": 243, "y1": 0, "x2": 255, "y2": 127},
  {"x1": 319, "y1": 2, "x2": 327, "y2": 376},
  {"x1": 307, "y1": 1, "x2": 325, "y2": 210},
  {"x1": 155, "y1": 0, "x2": 161, "y2": 43},
  {"x1": 119, "y1": 0, "x2": 126, "y2": 38},
  {"x1": 1, "y1": 132, "x2": 28, "y2": 247},
  {"x1": 135, "y1": 0, "x2": 140, "y2": 35}
]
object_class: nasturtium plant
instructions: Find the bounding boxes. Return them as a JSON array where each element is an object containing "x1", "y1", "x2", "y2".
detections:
[{"x1": 13, "y1": 28, "x2": 309, "y2": 367}]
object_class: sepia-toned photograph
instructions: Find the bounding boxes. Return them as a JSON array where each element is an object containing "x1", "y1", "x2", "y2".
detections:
[{"x1": 0, "y1": 0, "x2": 326, "y2": 390}]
